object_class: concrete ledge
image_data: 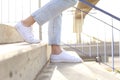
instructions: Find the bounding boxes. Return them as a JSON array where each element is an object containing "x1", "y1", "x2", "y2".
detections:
[
  {"x1": 0, "y1": 42, "x2": 51, "y2": 80},
  {"x1": 35, "y1": 62, "x2": 119, "y2": 80},
  {"x1": 0, "y1": 24, "x2": 24, "y2": 44}
]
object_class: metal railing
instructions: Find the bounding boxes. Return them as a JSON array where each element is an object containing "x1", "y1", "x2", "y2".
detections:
[
  {"x1": 0, "y1": 0, "x2": 41, "y2": 39},
  {"x1": 62, "y1": 0, "x2": 120, "y2": 72},
  {"x1": 72, "y1": 0, "x2": 120, "y2": 71},
  {"x1": 0, "y1": 0, "x2": 40, "y2": 24}
]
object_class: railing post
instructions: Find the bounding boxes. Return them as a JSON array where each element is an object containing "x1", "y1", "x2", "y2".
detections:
[
  {"x1": 104, "y1": 26, "x2": 107, "y2": 63},
  {"x1": 0, "y1": 0, "x2": 2, "y2": 23},
  {"x1": 38, "y1": 0, "x2": 42, "y2": 40},
  {"x1": 119, "y1": 32, "x2": 120, "y2": 65},
  {"x1": 111, "y1": 18, "x2": 115, "y2": 71},
  {"x1": 96, "y1": 36, "x2": 99, "y2": 58},
  {"x1": 89, "y1": 38, "x2": 92, "y2": 57}
]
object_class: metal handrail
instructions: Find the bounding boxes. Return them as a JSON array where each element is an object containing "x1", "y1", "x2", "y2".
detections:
[
  {"x1": 79, "y1": 0, "x2": 120, "y2": 21},
  {"x1": 72, "y1": 0, "x2": 120, "y2": 71},
  {"x1": 74, "y1": 7, "x2": 120, "y2": 32}
]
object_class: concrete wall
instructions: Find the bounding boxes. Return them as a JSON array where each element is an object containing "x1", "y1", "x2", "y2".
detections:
[
  {"x1": 0, "y1": 24, "x2": 51, "y2": 80},
  {"x1": 0, "y1": 43, "x2": 51, "y2": 80},
  {"x1": 0, "y1": 24, "x2": 24, "y2": 44}
]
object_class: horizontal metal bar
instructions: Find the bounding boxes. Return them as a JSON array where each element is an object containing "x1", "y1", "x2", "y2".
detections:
[{"x1": 79, "y1": 0, "x2": 120, "y2": 21}]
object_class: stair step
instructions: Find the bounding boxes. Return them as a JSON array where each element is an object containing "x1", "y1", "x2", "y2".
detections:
[
  {"x1": 35, "y1": 62, "x2": 119, "y2": 80},
  {"x1": 0, "y1": 42, "x2": 51, "y2": 80},
  {"x1": 83, "y1": 58, "x2": 96, "y2": 61},
  {"x1": 0, "y1": 24, "x2": 24, "y2": 44},
  {"x1": 84, "y1": 62, "x2": 119, "y2": 80}
]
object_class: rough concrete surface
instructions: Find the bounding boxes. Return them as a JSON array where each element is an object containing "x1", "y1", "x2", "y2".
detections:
[
  {"x1": 35, "y1": 62, "x2": 119, "y2": 80},
  {"x1": 0, "y1": 42, "x2": 51, "y2": 80},
  {"x1": 0, "y1": 24, "x2": 24, "y2": 44}
]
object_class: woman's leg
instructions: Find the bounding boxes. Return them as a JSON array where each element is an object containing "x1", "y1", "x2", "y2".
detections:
[
  {"x1": 48, "y1": 14, "x2": 83, "y2": 63},
  {"x1": 15, "y1": 0, "x2": 77, "y2": 43},
  {"x1": 48, "y1": 14, "x2": 62, "y2": 54}
]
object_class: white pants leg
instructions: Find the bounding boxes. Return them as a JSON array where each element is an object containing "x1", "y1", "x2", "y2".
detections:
[
  {"x1": 31, "y1": 0, "x2": 77, "y2": 25},
  {"x1": 32, "y1": 0, "x2": 77, "y2": 45},
  {"x1": 48, "y1": 14, "x2": 62, "y2": 45}
]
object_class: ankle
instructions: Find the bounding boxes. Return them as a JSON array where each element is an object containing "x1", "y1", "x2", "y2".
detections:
[
  {"x1": 51, "y1": 49, "x2": 62, "y2": 55},
  {"x1": 22, "y1": 20, "x2": 31, "y2": 27},
  {"x1": 22, "y1": 16, "x2": 35, "y2": 27},
  {"x1": 51, "y1": 51, "x2": 62, "y2": 55},
  {"x1": 51, "y1": 45, "x2": 62, "y2": 55}
]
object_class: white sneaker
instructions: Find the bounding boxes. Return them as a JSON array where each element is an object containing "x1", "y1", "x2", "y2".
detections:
[
  {"x1": 15, "y1": 21, "x2": 40, "y2": 43},
  {"x1": 50, "y1": 51, "x2": 83, "y2": 63}
]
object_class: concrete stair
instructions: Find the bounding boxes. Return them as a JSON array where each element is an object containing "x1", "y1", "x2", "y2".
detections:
[
  {"x1": 0, "y1": 24, "x2": 51, "y2": 80},
  {"x1": 0, "y1": 42, "x2": 51, "y2": 80},
  {"x1": 0, "y1": 24, "x2": 119, "y2": 80},
  {"x1": 34, "y1": 62, "x2": 119, "y2": 80}
]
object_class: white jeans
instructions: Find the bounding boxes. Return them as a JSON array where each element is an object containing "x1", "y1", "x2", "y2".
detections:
[{"x1": 32, "y1": 0, "x2": 77, "y2": 45}]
